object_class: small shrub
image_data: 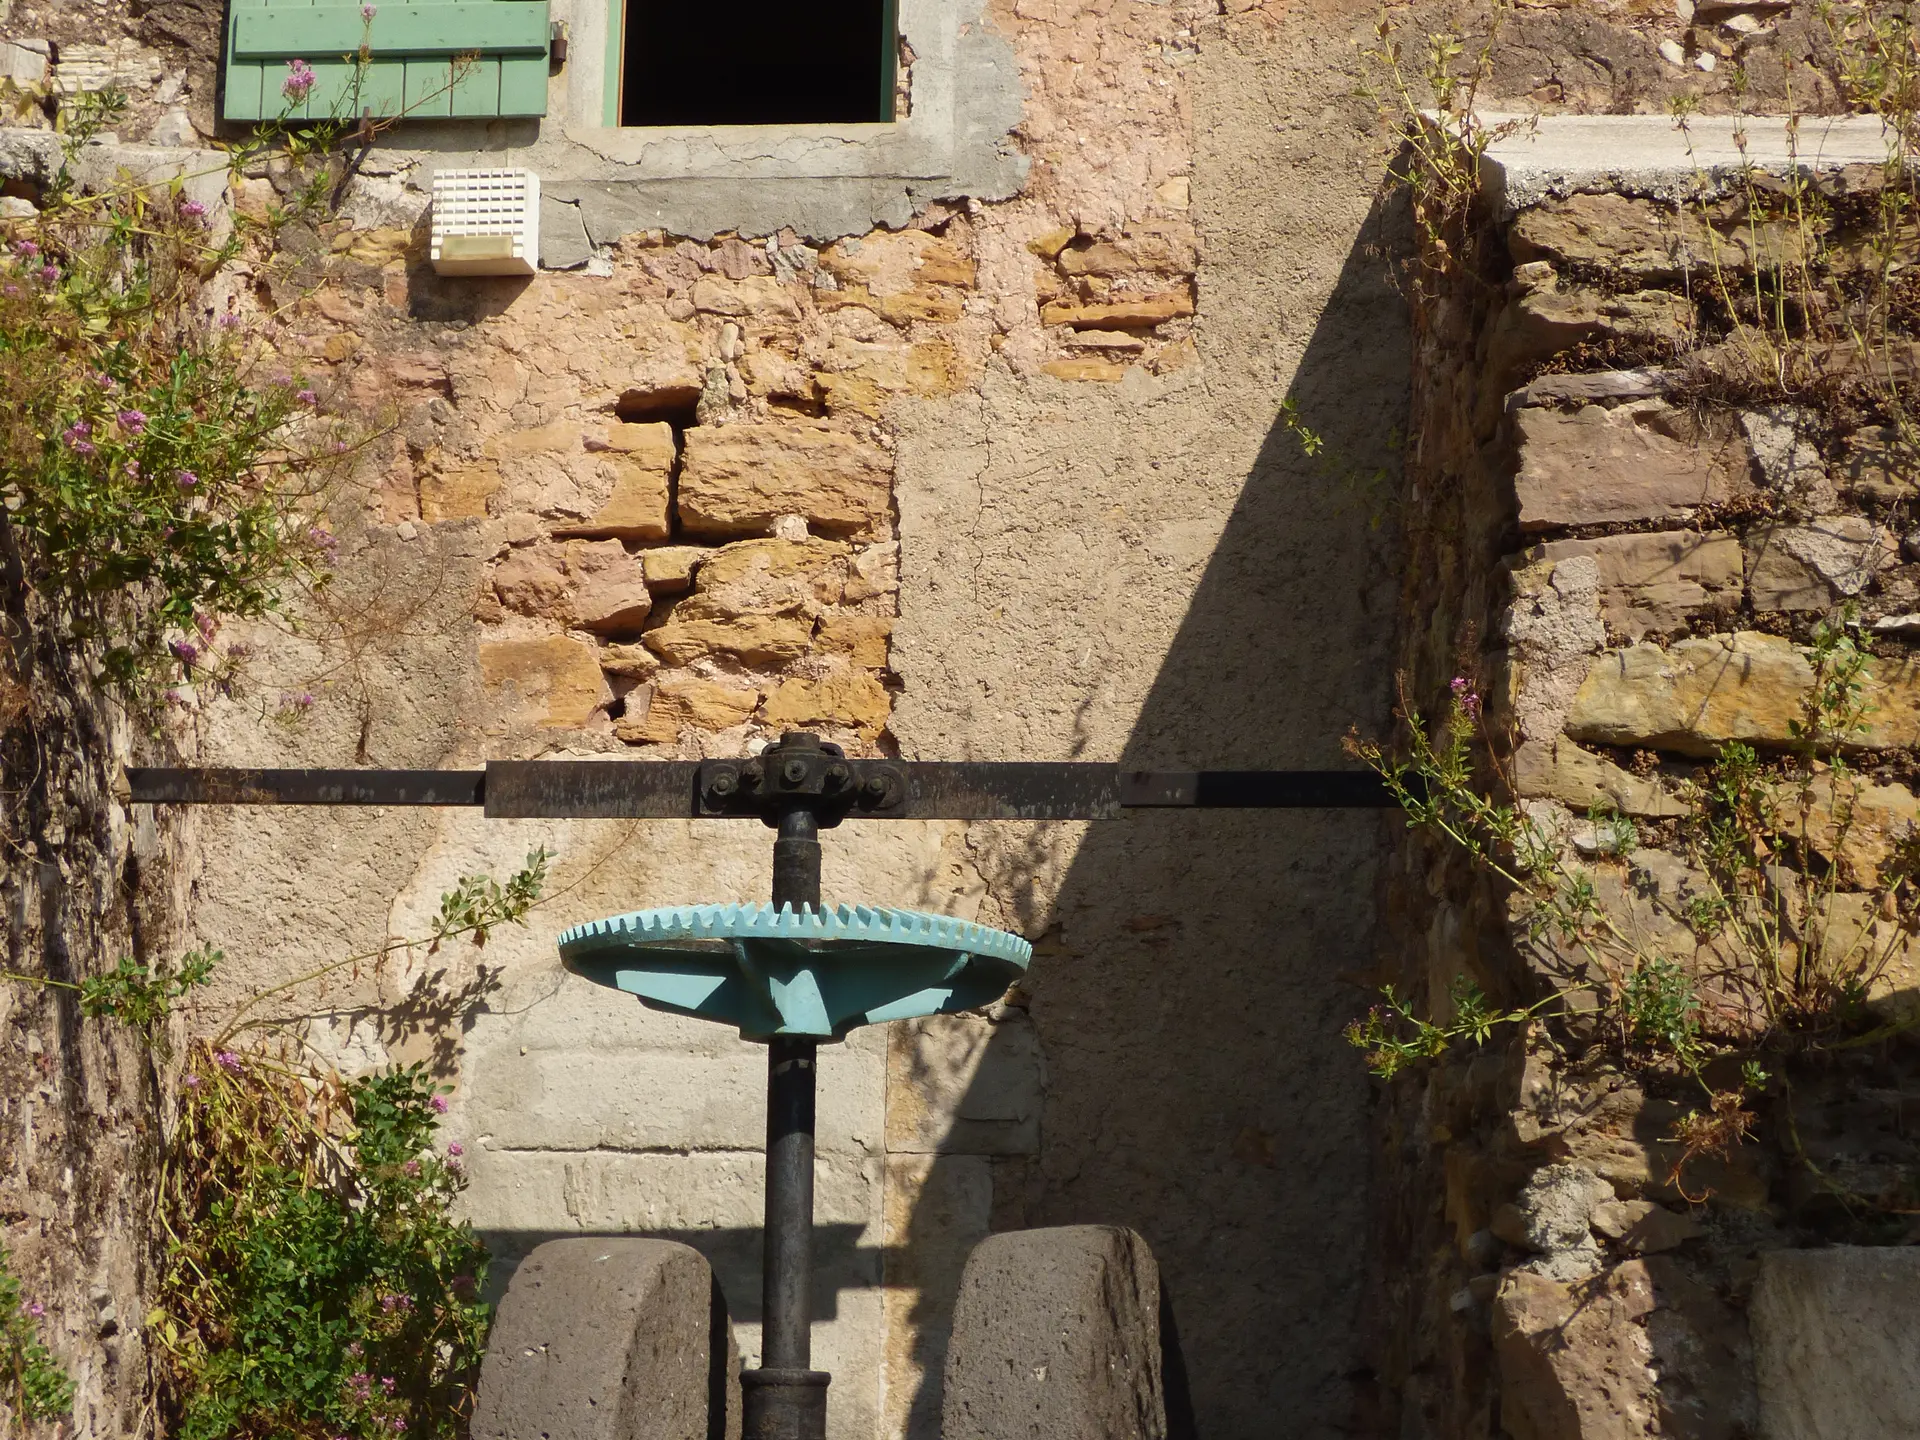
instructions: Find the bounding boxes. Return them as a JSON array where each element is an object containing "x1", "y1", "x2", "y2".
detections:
[{"x1": 0, "y1": 1245, "x2": 73, "y2": 1427}]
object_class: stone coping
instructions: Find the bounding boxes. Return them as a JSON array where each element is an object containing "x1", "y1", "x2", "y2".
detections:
[{"x1": 1467, "y1": 112, "x2": 1901, "y2": 215}]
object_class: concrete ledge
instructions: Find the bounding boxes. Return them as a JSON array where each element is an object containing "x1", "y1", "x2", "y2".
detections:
[
  {"x1": 471, "y1": 1237, "x2": 732, "y2": 1440},
  {"x1": 1472, "y1": 113, "x2": 1900, "y2": 215},
  {"x1": 1751, "y1": 1246, "x2": 1920, "y2": 1440},
  {"x1": 941, "y1": 1226, "x2": 1165, "y2": 1440}
]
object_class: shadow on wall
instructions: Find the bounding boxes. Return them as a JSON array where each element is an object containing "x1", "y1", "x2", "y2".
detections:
[{"x1": 890, "y1": 199, "x2": 1411, "y2": 1439}]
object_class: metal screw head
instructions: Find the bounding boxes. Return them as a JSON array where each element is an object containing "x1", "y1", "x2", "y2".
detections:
[
  {"x1": 781, "y1": 758, "x2": 810, "y2": 786},
  {"x1": 824, "y1": 763, "x2": 850, "y2": 789},
  {"x1": 709, "y1": 772, "x2": 738, "y2": 798},
  {"x1": 862, "y1": 774, "x2": 890, "y2": 802}
]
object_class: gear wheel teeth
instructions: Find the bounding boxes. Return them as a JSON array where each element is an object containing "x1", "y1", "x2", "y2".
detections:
[{"x1": 557, "y1": 902, "x2": 1034, "y2": 967}]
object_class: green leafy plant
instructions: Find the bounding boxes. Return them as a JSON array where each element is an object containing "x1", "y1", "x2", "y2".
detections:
[
  {"x1": 160, "y1": 1056, "x2": 487, "y2": 1440},
  {"x1": 0, "y1": 1245, "x2": 74, "y2": 1428},
  {"x1": 78, "y1": 947, "x2": 219, "y2": 1026}
]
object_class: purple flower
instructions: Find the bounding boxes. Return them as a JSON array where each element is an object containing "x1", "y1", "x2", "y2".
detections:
[
  {"x1": 194, "y1": 611, "x2": 215, "y2": 642},
  {"x1": 297, "y1": 389, "x2": 317, "y2": 405},
  {"x1": 214, "y1": 1049, "x2": 242, "y2": 1072},
  {"x1": 270, "y1": 371, "x2": 293, "y2": 387},
  {"x1": 380, "y1": 1375, "x2": 397, "y2": 1392},
  {"x1": 429, "y1": 1094, "x2": 448, "y2": 1113},
  {"x1": 182, "y1": 1073, "x2": 200, "y2": 1089},
  {"x1": 12, "y1": 240, "x2": 36, "y2": 259},
  {"x1": 446, "y1": 1142, "x2": 463, "y2": 1157},
  {"x1": 117, "y1": 408, "x2": 147, "y2": 435},
  {"x1": 3, "y1": 284, "x2": 18, "y2": 297},
  {"x1": 391, "y1": 1422, "x2": 406, "y2": 1435},
  {"x1": 179, "y1": 199, "x2": 207, "y2": 220},
  {"x1": 217, "y1": 312, "x2": 241, "y2": 330},
  {"x1": 26, "y1": 1302, "x2": 43, "y2": 1318},
  {"x1": 125, "y1": 459, "x2": 140, "y2": 478},
  {"x1": 62, "y1": 421, "x2": 95, "y2": 457},
  {"x1": 282, "y1": 59, "x2": 317, "y2": 104},
  {"x1": 175, "y1": 469, "x2": 198, "y2": 490},
  {"x1": 308, "y1": 525, "x2": 337, "y2": 552},
  {"x1": 403, "y1": 1159, "x2": 420, "y2": 1176},
  {"x1": 1450, "y1": 675, "x2": 1481, "y2": 721},
  {"x1": 330, "y1": 440, "x2": 351, "y2": 453},
  {"x1": 38, "y1": 265, "x2": 56, "y2": 285},
  {"x1": 362, "y1": 3, "x2": 378, "y2": 19},
  {"x1": 170, "y1": 639, "x2": 200, "y2": 666},
  {"x1": 379, "y1": 1294, "x2": 413, "y2": 1314}
]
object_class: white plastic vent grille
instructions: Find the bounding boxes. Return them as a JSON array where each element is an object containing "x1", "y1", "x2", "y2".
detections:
[{"x1": 430, "y1": 168, "x2": 540, "y2": 277}]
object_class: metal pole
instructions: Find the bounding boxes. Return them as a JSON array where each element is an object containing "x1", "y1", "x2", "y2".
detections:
[{"x1": 742, "y1": 799, "x2": 830, "y2": 1439}]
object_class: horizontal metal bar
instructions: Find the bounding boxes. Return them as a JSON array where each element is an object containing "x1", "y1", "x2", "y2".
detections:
[
  {"x1": 1119, "y1": 769, "x2": 1397, "y2": 808},
  {"x1": 125, "y1": 768, "x2": 484, "y2": 807},
  {"x1": 483, "y1": 760, "x2": 700, "y2": 819},
  {"x1": 906, "y1": 762, "x2": 1122, "y2": 821},
  {"x1": 126, "y1": 763, "x2": 1401, "y2": 818}
]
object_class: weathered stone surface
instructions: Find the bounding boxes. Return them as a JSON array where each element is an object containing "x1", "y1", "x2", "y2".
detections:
[
  {"x1": 1567, "y1": 632, "x2": 1920, "y2": 754},
  {"x1": 1501, "y1": 553, "x2": 1608, "y2": 744},
  {"x1": 1, "y1": 38, "x2": 49, "y2": 88},
  {"x1": 1510, "y1": 368, "x2": 1672, "y2": 409},
  {"x1": 642, "y1": 614, "x2": 813, "y2": 666},
  {"x1": 1054, "y1": 224, "x2": 1198, "y2": 278},
  {"x1": 1494, "y1": 1263, "x2": 1659, "y2": 1440},
  {"x1": 1042, "y1": 357, "x2": 1128, "y2": 382},
  {"x1": 1492, "y1": 1163, "x2": 1613, "y2": 1281},
  {"x1": 420, "y1": 463, "x2": 500, "y2": 523},
  {"x1": 641, "y1": 547, "x2": 705, "y2": 592},
  {"x1": 689, "y1": 275, "x2": 802, "y2": 321},
  {"x1": 1752, "y1": 1247, "x2": 1920, "y2": 1440},
  {"x1": 479, "y1": 636, "x2": 610, "y2": 728},
  {"x1": 942, "y1": 1227, "x2": 1165, "y2": 1440},
  {"x1": 1746, "y1": 518, "x2": 1896, "y2": 611},
  {"x1": 620, "y1": 678, "x2": 759, "y2": 743},
  {"x1": 761, "y1": 668, "x2": 889, "y2": 737},
  {"x1": 1741, "y1": 407, "x2": 1833, "y2": 503},
  {"x1": 885, "y1": 1014, "x2": 1043, "y2": 1157},
  {"x1": 1488, "y1": 275, "x2": 1694, "y2": 376},
  {"x1": 678, "y1": 423, "x2": 891, "y2": 537},
  {"x1": 1040, "y1": 294, "x2": 1194, "y2": 329},
  {"x1": 471, "y1": 1238, "x2": 718, "y2": 1440},
  {"x1": 553, "y1": 422, "x2": 676, "y2": 540},
  {"x1": 821, "y1": 230, "x2": 974, "y2": 294},
  {"x1": 1842, "y1": 425, "x2": 1920, "y2": 501},
  {"x1": 695, "y1": 537, "x2": 850, "y2": 610},
  {"x1": 494, "y1": 541, "x2": 652, "y2": 636},
  {"x1": 1590, "y1": 1199, "x2": 1702, "y2": 1255},
  {"x1": 817, "y1": 615, "x2": 892, "y2": 667},
  {"x1": 1801, "y1": 773, "x2": 1920, "y2": 888},
  {"x1": 1535, "y1": 531, "x2": 1743, "y2": 639},
  {"x1": 598, "y1": 642, "x2": 658, "y2": 680},
  {"x1": 1512, "y1": 739, "x2": 1690, "y2": 818},
  {"x1": 1513, "y1": 403, "x2": 1746, "y2": 531},
  {"x1": 1509, "y1": 192, "x2": 1801, "y2": 279}
]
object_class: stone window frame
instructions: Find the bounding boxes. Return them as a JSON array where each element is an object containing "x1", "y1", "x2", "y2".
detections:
[{"x1": 519, "y1": 0, "x2": 1024, "y2": 244}]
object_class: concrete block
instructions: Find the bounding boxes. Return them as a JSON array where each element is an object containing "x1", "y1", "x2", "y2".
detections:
[
  {"x1": 941, "y1": 1226, "x2": 1165, "y2": 1440},
  {"x1": 471, "y1": 1237, "x2": 726, "y2": 1440},
  {"x1": 1752, "y1": 1246, "x2": 1920, "y2": 1440},
  {"x1": 882, "y1": 1156, "x2": 992, "y2": 1440}
]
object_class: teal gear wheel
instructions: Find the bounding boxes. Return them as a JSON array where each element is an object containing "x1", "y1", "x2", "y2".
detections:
[{"x1": 557, "y1": 902, "x2": 1033, "y2": 1040}]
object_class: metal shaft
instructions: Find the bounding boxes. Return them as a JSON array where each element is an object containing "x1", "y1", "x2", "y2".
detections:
[{"x1": 744, "y1": 802, "x2": 829, "y2": 1440}]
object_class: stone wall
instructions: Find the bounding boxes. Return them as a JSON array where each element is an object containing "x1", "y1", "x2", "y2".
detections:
[{"x1": 1368, "y1": 116, "x2": 1920, "y2": 1439}]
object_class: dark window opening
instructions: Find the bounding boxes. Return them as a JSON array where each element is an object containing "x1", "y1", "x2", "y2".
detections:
[{"x1": 620, "y1": 0, "x2": 896, "y2": 126}]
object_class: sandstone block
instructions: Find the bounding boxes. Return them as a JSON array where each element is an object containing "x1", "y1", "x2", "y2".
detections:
[
  {"x1": 556, "y1": 426, "x2": 675, "y2": 541},
  {"x1": 1513, "y1": 403, "x2": 1746, "y2": 531},
  {"x1": 495, "y1": 541, "x2": 652, "y2": 636},
  {"x1": 1747, "y1": 517, "x2": 1897, "y2": 611},
  {"x1": 642, "y1": 615, "x2": 813, "y2": 666},
  {"x1": 678, "y1": 423, "x2": 891, "y2": 538},
  {"x1": 420, "y1": 464, "x2": 500, "y2": 523},
  {"x1": 1842, "y1": 425, "x2": 1920, "y2": 501},
  {"x1": 1752, "y1": 1247, "x2": 1920, "y2": 1440},
  {"x1": 1800, "y1": 772, "x2": 1919, "y2": 888},
  {"x1": 1590, "y1": 1199, "x2": 1702, "y2": 1255},
  {"x1": 1511, "y1": 739, "x2": 1689, "y2": 818},
  {"x1": 942, "y1": 1227, "x2": 1165, "y2": 1440},
  {"x1": 876, "y1": 287, "x2": 965, "y2": 325},
  {"x1": 1488, "y1": 280, "x2": 1694, "y2": 376},
  {"x1": 696, "y1": 537, "x2": 849, "y2": 602},
  {"x1": 1494, "y1": 1264, "x2": 1658, "y2": 1440},
  {"x1": 622, "y1": 678, "x2": 759, "y2": 743},
  {"x1": 886, "y1": 1014, "x2": 1043, "y2": 1157},
  {"x1": 1535, "y1": 530, "x2": 1743, "y2": 639},
  {"x1": 907, "y1": 340, "x2": 964, "y2": 394},
  {"x1": 821, "y1": 230, "x2": 975, "y2": 294},
  {"x1": 1509, "y1": 192, "x2": 1801, "y2": 279},
  {"x1": 817, "y1": 616, "x2": 891, "y2": 667},
  {"x1": 1043, "y1": 358, "x2": 1128, "y2": 382},
  {"x1": 599, "y1": 642, "x2": 658, "y2": 679},
  {"x1": 760, "y1": 668, "x2": 889, "y2": 737},
  {"x1": 818, "y1": 371, "x2": 885, "y2": 418},
  {"x1": 641, "y1": 547, "x2": 705, "y2": 593},
  {"x1": 479, "y1": 636, "x2": 610, "y2": 728},
  {"x1": 1041, "y1": 294, "x2": 1194, "y2": 329},
  {"x1": 1055, "y1": 224, "x2": 1199, "y2": 279},
  {"x1": 689, "y1": 275, "x2": 801, "y2": 321}
]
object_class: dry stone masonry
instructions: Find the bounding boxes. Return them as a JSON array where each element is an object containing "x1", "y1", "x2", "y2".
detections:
[{"x1": 1370, "y1": 115, "x2": 1920, "y2": 1440}]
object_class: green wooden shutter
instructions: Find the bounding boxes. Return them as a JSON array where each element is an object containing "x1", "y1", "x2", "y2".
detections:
[{"x1": 224, "y1": 1, "x2": 550, "y2": 124}]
